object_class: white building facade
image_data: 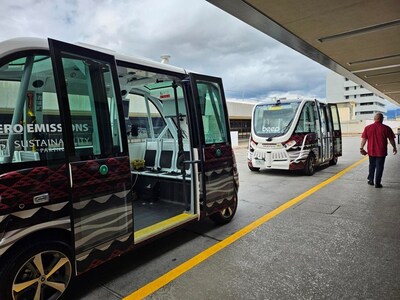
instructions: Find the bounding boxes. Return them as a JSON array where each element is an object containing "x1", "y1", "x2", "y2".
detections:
[{"x1": 326, "y1": 71, "x2": 386, "y2": 120}]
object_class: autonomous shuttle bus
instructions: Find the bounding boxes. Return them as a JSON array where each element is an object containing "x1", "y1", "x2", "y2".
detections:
[
  {"x1": 248, "y1": 98, "x2": 342, "y2": 175},
  {"x1": 0, "y1": 37, "x2": 239, "y2": 299}
]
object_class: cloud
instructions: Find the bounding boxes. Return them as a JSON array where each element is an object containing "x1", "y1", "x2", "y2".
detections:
[{"x1": 0, "y1": 0, "x2": 328, "y2": 101}]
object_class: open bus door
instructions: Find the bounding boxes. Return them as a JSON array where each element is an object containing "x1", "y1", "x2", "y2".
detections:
[
  {"x1": 328, "y1": 103, "x2": 342, "y2": 162},
  {"x1": 49, "y1": 39, "x2": 133, "y2": 274},
  {"x1": 315, "y1": 102, "x2": 328, "y2": 163},
  {"x1": 321, "y1": 104, "x2": 333, "y2": 162},
  {"x1": 188, "y1": 74, "x2": 238, "y2": 223}
]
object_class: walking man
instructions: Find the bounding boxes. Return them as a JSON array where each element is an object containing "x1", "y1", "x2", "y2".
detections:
[{"x1": 360, "y1": 113, "x2": 397, "y2": 188}]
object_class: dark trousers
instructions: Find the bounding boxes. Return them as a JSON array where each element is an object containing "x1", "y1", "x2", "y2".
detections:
[{"x1": 368, "y1": 156, "x2": 386, "y2": 185}]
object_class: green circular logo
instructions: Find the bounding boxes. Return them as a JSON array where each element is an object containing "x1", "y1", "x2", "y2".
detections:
[
  {"x1": 215, "y1": 148, "x2": 222, "y2": 157},
  {"x1": 99, "y1": 165, "x2": 108, "y2": 175}
]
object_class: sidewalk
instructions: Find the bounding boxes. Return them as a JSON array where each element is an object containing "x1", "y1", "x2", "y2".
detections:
[{"x1": 147, "y1": 140, "x2": 400, "y2": 299}]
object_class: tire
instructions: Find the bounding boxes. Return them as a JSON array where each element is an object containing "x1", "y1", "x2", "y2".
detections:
[
  {"x1": 329, "y1": 156, "x2": 338, "y2": 165},
  {"x1": 248, "y1": 162, "x2": 260, "y2": 172},
  {"x1": 303, "y1": 154, "x2": 315, "y2": 176},
  {"x1": 209, "y1": 193, "x2": 238, "y2": 225},
  {"x1": 0, "y1": 241, "x2": 72, "y2": 300}
]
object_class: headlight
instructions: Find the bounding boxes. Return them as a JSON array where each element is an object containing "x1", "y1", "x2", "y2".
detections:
[{"x1": 285, "y1": 140, "x2": 296, "y2": 149}]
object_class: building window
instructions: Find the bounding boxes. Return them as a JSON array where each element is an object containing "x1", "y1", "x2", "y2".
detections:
[
  {"x1": 360, "y1": 93, "x2": 373, "y2": 97},
  {"x1": 345, "y1": 96, "x2": 349, "y2": 99},
  {"x1": 229, "y1": 119, "x2": 251, "y2": 138}
]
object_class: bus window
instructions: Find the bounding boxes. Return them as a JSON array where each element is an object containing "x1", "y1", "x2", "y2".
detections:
[
  {"x1": 119, "y1": 66, "x2": 180, "y2": 142},
  {"x1": 318, "y1": 104, "x2": 328, "y2": 137},
  {"x1": 61, "y1": 57, "x2": 123, "y2": 158},
  {"x1": 125, "y1": 93, "x2": 174, "y2": 162},
  {"x1": 253, "y1": 102, "x2": 300, "y2": 138},
  {"x1": 0, "y1": 55, "x2": 64, "y2": 164},
  {"x1": 295, "y1": 102, "x2": 315, "y2": 133},
  {"x1": 126, "y1": 94, "x2": 153, "y2": 140},
  {"x1": 197, "y1": 81, "x2": 227, "y2": 144},
  {"x1": 331, "y1": 105, "x2": 341, "y2": 131}
]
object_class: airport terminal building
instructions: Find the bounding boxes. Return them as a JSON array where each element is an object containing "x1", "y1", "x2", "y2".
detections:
[{"x1": 326, "y1": 71, "x2": 387, "y2": 121}]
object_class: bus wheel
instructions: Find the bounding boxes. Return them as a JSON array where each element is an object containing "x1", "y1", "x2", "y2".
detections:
[
  {"x1": 329, "y1": 156, "x2": 338, "y2": 165},
  {"x1": 0, "y1": 241, "x2": 72, "y2": 300},
  {"x1": 304, "y1": 154, "x2": 315, "y2": 176},
  {"x1": 209, "y1": 193, "x2": 238, "y2": 225},
  {"x1": 248, "y1": 162, "x2": 260, "y2": 172}
]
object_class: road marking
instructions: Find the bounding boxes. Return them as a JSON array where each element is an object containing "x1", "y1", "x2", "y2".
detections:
[{"x1": 124, "y1": 157, "x2": 368, "y2": 300}]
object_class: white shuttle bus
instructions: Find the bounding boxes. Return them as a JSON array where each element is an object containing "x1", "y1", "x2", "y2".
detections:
[
  {"x1": 0, "y1": 37, "x2": 239, "y2": 299},
  {"x1": 248, "y1": 98, "x2": 342, "y2": 175}
]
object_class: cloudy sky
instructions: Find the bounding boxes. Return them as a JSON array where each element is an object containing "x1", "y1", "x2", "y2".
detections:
[{"x1": 0, "y1": 0, "x2": 331, "y2": 102}]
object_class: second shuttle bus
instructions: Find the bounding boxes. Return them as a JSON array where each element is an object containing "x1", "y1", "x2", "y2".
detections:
[{"x1": 248, "y1": 98, "x2": 342, "y2": 175}]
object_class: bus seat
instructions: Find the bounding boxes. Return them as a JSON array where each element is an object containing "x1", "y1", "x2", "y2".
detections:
[
  {"x1": 159, "y1": 139, "x2": 177, "y2": 173},
  {"x1": 144, "y1": 139, "x2": 160, "y2": 170}
]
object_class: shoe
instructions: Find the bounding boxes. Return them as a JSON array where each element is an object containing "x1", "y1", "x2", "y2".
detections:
[
  {"x1": 375, "y1": 184, "x2": 383, "y2": 188},
  {"x1": 367, "y1": 181, "x2": 374, "y2": 185}
]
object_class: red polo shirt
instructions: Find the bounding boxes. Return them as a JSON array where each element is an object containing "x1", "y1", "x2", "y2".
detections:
[{"x1": 361, "y1": 121, "x2": 395, "y2": 156}]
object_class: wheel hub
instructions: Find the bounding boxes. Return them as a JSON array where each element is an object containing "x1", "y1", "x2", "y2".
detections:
[{"x1": 11, "y1": 249, "x2": 72, "y2": 300}]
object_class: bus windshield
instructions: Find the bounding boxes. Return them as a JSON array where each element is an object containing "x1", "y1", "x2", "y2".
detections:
[{"x1": 253, "y1": 102, "x2": 300, "y2": 138}]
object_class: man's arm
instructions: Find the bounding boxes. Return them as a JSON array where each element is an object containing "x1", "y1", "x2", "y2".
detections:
[
  {"x1": 360, "y1": 138, "x2": 367, "y2": 149},
  {"x1": 360, "y1": 138, "x2": 368, "y2": 155},
  {"x1": 389, "y1": 139, "x2": 397, "y2": 155}
]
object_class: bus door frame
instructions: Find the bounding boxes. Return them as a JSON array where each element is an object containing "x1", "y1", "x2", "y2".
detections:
[
  {"x1": 315, "y1": 101, "x2": 327, "y2": 163},
  {"x1": 49, "y1": 39, "x2": 134, "y2": 274},
  {"x1": 328, "y1": 104, "x2": 342, "y2": 158},
  {"x1": 322, "y1": 104, "x2": 334, "y2": 161}
]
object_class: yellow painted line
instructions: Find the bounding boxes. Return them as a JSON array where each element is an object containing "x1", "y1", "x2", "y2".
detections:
[{"x1": 124, "y1": 156, "x2": 368, "y2": 300}]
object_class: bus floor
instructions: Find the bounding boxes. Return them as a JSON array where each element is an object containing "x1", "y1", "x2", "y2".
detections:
[
  {"x1": 133, "y1": 199, "x2": 187, "y2": 231},
  {"x1": 64, "y1": 136, "x2": 400, "y2": 300}
]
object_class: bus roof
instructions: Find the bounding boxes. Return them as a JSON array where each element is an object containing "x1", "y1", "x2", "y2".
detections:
[
  {"x1": 255, "y1": 98, "x2": 323, "y2": 106},
  {"x1": 0, "y1": 37, "x2": 187, "y2": 75},
  {"x1": 256, "y1": 98, "x2": 303, "y2": 105}
]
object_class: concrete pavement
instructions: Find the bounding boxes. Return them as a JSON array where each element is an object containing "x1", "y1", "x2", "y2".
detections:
[{"x1": 65, "y1": 136, "x2": 400, "y2": 299}]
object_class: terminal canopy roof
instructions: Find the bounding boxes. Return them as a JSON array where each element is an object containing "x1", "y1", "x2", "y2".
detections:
[{"x1": 207, "y1": 0, "x2": 400, "y2": 106}]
